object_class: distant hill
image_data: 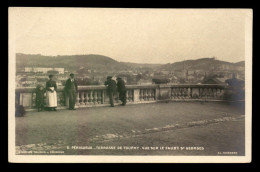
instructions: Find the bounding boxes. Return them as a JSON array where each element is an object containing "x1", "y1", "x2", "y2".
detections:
[
  {"x1": 159, "y1": 58, "x2": 245, "y2": 71},
  {"x1": 16, "y1": 53, "x2": 129, "y2": 71},
  {"x1": 234, "y1": 61, "x2": 245, "y2": 66},
  {"x1": 122, "y1": 62, "x2": 161, "y2": 70},
  {"x1": 16, "y1": 54, "x2": 245, "y2": 73}
]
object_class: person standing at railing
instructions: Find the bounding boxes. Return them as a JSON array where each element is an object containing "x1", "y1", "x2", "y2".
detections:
[
  {"x1": 46, "y1": 74, "x2": 57, "y2": 111},
  {"x1": 116, "y1": 77, "x2": 126, "y2": 106},
  {"x1": 36, "y1": 85, "x2": 45, "y2": 112},
  {"x1": 65, "y1": 73, "x2": 78, "y2": 110},
  {"x1": 105, "y1": 76, "x2": 117, "y2": 107}
]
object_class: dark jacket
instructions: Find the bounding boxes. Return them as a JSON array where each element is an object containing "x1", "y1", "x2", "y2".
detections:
[
  {"x1": 36, "y1": 88, "x2": 45, "y2": 102},
  {"x1": 117, "y1": 78, "x2": 126, "y2": 92},
  {"x1": 105, "y1": 79, "x2": 117, "y2": 93},
  {"x1": 65, "y1": 78, "x2": 78, "y2": 92},
  {"x1": 46, "y1": 80, "x2": 57, "y2": 91}
]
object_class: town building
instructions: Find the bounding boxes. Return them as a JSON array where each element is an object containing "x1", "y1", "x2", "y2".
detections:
[{"x1": 25, "y1": 67, "x2": 65, "y2": 74}]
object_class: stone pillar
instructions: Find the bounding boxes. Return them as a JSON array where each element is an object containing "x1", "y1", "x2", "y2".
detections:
[
  {"x1": 85, "y1": 92, "x2": 89, "y2": 105},
  {"x1": 191, "y1": 88, "x2": 200, "y2": 99},
  {"x1": 80, "y1": 92, "x2": 85, "y2": 105},
  {"x1": 133, "y1": 89, "x2": 140, "y2": 102},
  {"x1": 158, "y1": 85, "x2": 171, "y2": 100},
  {"x1": 155, "y1": 87, "x2": 160, "y2": 100},
  {"x1": 65, "y1": 92, "x2": 69, "y2": 108}
]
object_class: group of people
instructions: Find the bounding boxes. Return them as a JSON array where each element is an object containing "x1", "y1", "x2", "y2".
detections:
[
  {"x1": 36, "y1": 73, "x2": 78, "y2": 112},
  {"x1": 105, "y1": 76, "x2": 127, "y2": 107},
  {"x1": 35, "y1": 74, "x2": 127, "y2": 111}
]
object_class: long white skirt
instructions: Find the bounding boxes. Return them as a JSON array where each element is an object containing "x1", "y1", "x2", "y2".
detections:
[{"x1": 46, "y1": 87, "x2": 57, "y2": 107}]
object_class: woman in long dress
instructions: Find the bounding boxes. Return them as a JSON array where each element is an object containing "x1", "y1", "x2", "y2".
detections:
[{"x1": 46, "y1": 74, "x2": 57, "y2": 111}]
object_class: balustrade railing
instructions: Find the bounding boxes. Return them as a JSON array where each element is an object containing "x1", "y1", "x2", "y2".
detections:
[{"x1": 15, "y1": 84, "x2": 227, "y2": 110}]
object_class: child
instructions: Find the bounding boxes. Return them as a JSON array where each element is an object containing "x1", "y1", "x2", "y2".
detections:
[
  {"x1": 15, "y1": 104, "x2": 25, "y2": 117},
  {"x1": 36, "y1": 85, "x2": 45, "y2": 112}
]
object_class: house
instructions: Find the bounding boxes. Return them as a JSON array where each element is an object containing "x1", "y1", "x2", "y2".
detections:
[{"x1": 202, "y1": 77, "x2": 226, "y2": 85}]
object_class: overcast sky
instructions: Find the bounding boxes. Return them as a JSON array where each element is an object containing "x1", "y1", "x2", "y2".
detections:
[{"x1": 10, "y1": 8, "x2": 249, "y2": 64}]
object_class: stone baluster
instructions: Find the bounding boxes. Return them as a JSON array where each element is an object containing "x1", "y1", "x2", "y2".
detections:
[
  {"x1": 213, "y1": 88, "x2": 216, "y2": 98},
  {"x1": 145, "y1": 89, "x2": 149, "y2": 101},
  {"x1": 179, "y1": 88, "x2": 182, "y2": 99},
  {"x1": 97, "y1": 91, "x2": 101, "y2": 104},
  {"x1": 58, "y1": 92, "x2": 65, "y2": 106},
  {"x1": 132, "y1": 90, "x2": 135, "y2": 101},
  {"x1": 187, "y1": 88, "x2": 191, "y2": 98},
  {"x1": 171, "y1": 88, "x2": 175, "y2": 99},
  {"x1": 32, "y1": 92, "x2": 36, "y2": 108},
  {"x1": 146, "y1": 89, "x2": 150, "y2": 101},
  {"x1": 143, "y1": 89, "x2": 147, "y2": 101},
  {"x1": 205, "y1": 88, "x2": 209, "y2": 99},
  {"x1": 76, "y1": 92, "x2": 80, "y2": 106},
  {"x1": 140, "y1": 90, "x2": 143, "y2": 101},
  {"x1": 129, "y1": 90, "x2": 133, "y2": 102},
  {"x1": 94, "y1": 91, "x2": 98, "y2": 104},
  {"x1": 179, "y1": 88, "x2": 183, "y2": 98},
  {"x1": 209, "y1": 88, "x2": 213, "y2": 99},
  {"x1": 212, "y1": 88, "x2": 216, "y2": 98},
  {"x1": 220, "y1": 88, "x2": 224, "y2": 99},
  {"x1": 200, "y1": 88, "x2": 204, "y2": 98},
  {"x1": 85, "y1": 92, "x2": 89, "y2": 105},
  {"x1": 217, "y1": 88, "x2": 221, "y2": 99},
  {"x1": 128, "y1": 90, "x2": 132, "y2": 102},
  {"x1": 89, "y1": 91, "x2": 93, "y2": 104},
  {"x1": 183, "y1": 88, "x2": 187, "y2": 98},
  {"x1": 175, "y1": 88, "x2": 178, "y2": 98},
  {"x1": 152, "y1": 89, "x2": 155, "y2": 100},
  {"x1": 147, "y1": 89, "x2": 150, "y2": 101},
  {"x1": 199, "y1": 88, "x2": 203, "y2": 98},
  {"x1": 101, "y1": 90, "x2": 105, "y2": 104},
  {"x1": 56, "y1": 92, "x2": 60, "y2": 106},
  {"x1": 150, "y1": 89, "x2": 154, "y2": 100},
  {"x1": 149, "y1": 89, "x2": 153, "y2": 101},
  {"x1": 125, "y1": 90, "x2": 129, "y2": 102},
  {"x1": 190, "y1": 88, "x2": 194, "y2": 98},
  {"x1": 80, "y1": 92, "x2": 85, "y2": 105}
]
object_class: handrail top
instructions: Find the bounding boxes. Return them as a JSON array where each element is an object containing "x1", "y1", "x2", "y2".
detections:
[{"x1": 15, "y1": 84, "x2": 226, "y2": 93}]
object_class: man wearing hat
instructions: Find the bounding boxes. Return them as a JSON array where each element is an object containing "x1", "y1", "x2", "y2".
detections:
[
  {"x1": 104, "y1": 76, "x2": 117, "y2": 107},
  {"x1": 65, "y1": 73, "x2": 78, "y2": 110},
  {"x1": 46, "y1": 74, "x2": 58, "y2": 111},
  {"x1": 116, "y1": 77, "x2": 127, "y2": 106}
]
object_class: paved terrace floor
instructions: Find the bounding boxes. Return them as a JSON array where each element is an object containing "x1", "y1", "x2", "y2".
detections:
[{"x1": 15, "y1": 101, "x2": 245, "y2": 156}]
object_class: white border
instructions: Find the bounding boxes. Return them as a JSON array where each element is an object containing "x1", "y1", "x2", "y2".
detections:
[{"x1": 8, "y1": 8, "x2": 252, "y2": 163}]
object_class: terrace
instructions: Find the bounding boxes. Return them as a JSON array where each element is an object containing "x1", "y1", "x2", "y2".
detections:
[{"x1": 15, "y1": 84, "x2": 245, "y2": 155}]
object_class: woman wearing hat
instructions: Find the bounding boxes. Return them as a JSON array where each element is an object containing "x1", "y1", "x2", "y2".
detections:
[{"x1": 46, "y1": 74, "x2": 58, "y2": 111}]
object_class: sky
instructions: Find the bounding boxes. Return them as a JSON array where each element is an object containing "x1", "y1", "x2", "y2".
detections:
[{"x1": 9, "y1": 8, "x2": 249, "y2": 64}]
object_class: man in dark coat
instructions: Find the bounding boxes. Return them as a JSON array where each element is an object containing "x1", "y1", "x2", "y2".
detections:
[
  {"x1": 116, "y1": 77, "x2": 127, "y2": 105},
  {"x1": 104, "y1": 76, "x2": 117, "y2": 107},
  {"x1": 65, "y1": 73, "x2": 78, "y2": 110}
]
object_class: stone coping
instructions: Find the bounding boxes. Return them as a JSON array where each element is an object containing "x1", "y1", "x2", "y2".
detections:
[{"x1": 15, "y1": 84, "x2": 226, "y2": 93}]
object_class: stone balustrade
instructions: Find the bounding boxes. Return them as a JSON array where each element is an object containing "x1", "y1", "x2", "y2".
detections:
[{"x1": 15, "y1": 84, "x2": 227, "y2": 110}]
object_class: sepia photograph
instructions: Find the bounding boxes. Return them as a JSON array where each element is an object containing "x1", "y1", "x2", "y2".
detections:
[{"x1": 8, "y1": 8, "x2": 252, "y2": 163}]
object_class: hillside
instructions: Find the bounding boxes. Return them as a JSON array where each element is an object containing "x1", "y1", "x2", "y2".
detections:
[
  {"x1": 16, "y1": 53, "x2": 129, "y2": 71},
  {"x1": 122, "y1": 62, "x2": 161, "y2": 70},
  {"x1": 16, "y1": 54, "x2": 245, "y2": 73},
  {"x1": 159, "y1": 58, "x2": 245, "y2": 71}
]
